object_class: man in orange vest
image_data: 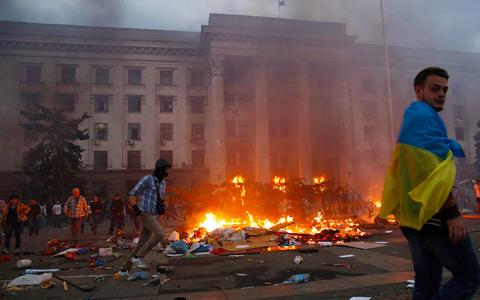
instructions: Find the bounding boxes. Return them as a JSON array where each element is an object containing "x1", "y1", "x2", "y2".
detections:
[{"x1": 64, "y1": 188, "x2": 89, "y2": 244}]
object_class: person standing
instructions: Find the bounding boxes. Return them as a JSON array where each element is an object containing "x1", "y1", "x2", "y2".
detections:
[
  {"x1": 108, "y1": 194, "x2": 124, "y2": 235},
  {"x1": 27, "y1": 199, "x2": 42, "y2": 236},
  {"x1": 1, "y1": 194, "x2": 30, "y2": 255},
  {"x1": 51, "y1": 201, "x2": 63, "y2": 228},
  {"x1": 381, "y1": 67, "x2": 480, "y2": 299},
  {"x1": 90, "y1": 196, "x2": 104, "y2": 235},
  {"x1": 64, "y1": 188, "x2": 89, "y2": 243},
  {"x1": 474, "y1": 179, "x2": 480, "y2": 214},
  {"x1": 116, "y1": 159, "x2": 171, "y2": 277}
]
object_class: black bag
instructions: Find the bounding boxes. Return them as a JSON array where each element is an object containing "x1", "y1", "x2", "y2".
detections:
[{"x1": 153, "y1": 176, "x2": 165, "y2": 215}]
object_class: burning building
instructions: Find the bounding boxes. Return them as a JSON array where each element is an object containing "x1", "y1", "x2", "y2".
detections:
[{"x1": 0, "y1": 13, "x2": 479, "y2": 199}]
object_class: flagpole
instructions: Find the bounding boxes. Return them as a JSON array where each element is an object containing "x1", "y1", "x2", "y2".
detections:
[{"x1": 380, "y1": 0, "x2": 395, "y2": 145}]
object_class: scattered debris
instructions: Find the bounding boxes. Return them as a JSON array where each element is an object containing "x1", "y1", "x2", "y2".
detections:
[
  {"x1": 338, "y1": 254, "x2": 355, "y2": 258},
  {"x1": 16, "y1": 259, "x2": 32, "y2": 268},
  {"x1": 236, "y1": 273, "x2": 248, "y2": 276},
  {"x1": 338, "y1": 241, "x2": 387, "y2": 250},
  {"x1": 283, "y1": 273, "x2": 311, "y2": 284},
  {"x1": 7, "y1": 273, "x2": 53, "y2": 287},
  {"x1": 349, "y1": 297, "x2": 371, "y2": 300},
  {"x1": 293, "y1": 255, "x2": 304, "y2": 264},
  {"x1": 25, "y1": 268, "x2": 60, "y2": 274}
]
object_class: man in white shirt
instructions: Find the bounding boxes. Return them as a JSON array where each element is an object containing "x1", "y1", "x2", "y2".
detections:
[{"x1": 51, "y1": 202, "x2": 62, "y2": 228}]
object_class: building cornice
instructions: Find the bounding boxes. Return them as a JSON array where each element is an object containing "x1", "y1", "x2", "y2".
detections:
[{"x1": 0, "y1": 39, "x2": 201, "y2": 57}]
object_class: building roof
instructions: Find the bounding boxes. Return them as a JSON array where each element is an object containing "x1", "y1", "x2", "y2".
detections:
[{"x1": 0, "y1": 20, "x2": 200, "y2": 44}]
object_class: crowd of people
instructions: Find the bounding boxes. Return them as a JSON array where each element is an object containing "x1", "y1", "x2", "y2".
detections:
[{"x1": 0, "y1": 189, "x2": 141, "y2": 254}]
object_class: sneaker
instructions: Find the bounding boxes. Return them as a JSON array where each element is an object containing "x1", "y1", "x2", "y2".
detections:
[
  {"x1": 113, "y1": 270, "x2": 130, "y2": 280},
  {"x1": 1, "y1": 248, "x2": 9, "y2": 254},
  {"x1": 131, "y1": 257, "x2": 148, "y2": 269}
]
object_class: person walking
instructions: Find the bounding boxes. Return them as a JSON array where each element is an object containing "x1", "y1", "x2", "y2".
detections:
[
  {"x1": 90, "y1": 196, "x2": 104, "y2": 235},
  {"x1": 64, "y1": 188, "x2": 89, "y2": 244},
  {"x1": 1, "y1": 194, "x2": 30, "y2": 255},
  {"x1": 51, "y1": 201, "x2": 63, "y2": 228},
  {"x1": 27, "y1": 199, "x2": 42, "y2": 236},
  {"x1": 108, "y1": 194, "x2": 124, "y2": 235},
  {"x1": 116, "y1": 159, "x2": 171, "y2": 278},
  {"x1": 380, "y1": 67, "x2": 480, "y2": 299}
]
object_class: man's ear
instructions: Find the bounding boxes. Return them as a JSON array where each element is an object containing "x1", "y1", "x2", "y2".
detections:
[{"x1": 414, "y1": 85, "x2": 422, "y2": 99}]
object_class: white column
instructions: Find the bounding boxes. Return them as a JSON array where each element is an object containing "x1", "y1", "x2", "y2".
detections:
[
  {"x1": 253, "y1": 57, "x2": 271, "y2": 183},
  {"x1": 296, "y1": 59, "x2": 313, "y2": 182},
  {"x1": 207, "y1": 54, "x2": 226, "y2": 184}
]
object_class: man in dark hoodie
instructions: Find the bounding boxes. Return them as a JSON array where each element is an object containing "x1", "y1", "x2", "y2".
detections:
[{"x1": 116, "y1": 159, "x2": 171, "y2": 277}]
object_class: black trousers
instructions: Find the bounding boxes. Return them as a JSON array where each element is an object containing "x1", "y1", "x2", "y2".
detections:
[
  {"x1": 108, "y1": 215, "x2": 124, "y2": 234},
  {"x1": 4, "y1": 222, "x2": 23, "y2": 250}
]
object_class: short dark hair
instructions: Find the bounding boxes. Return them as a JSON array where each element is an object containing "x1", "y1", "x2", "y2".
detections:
[
  {"x1": 414, "y1": 67, "x2": 449, "y2": 87},
  {"x1": 8, "y1": 194, "x2": 19, "y2": 201}
]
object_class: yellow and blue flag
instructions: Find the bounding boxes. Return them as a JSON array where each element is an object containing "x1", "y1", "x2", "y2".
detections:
[{"x1": 380, "y1": 101, "x2": 464, "y2": 230}]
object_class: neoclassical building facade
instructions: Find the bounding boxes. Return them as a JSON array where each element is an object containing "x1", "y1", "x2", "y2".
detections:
[{"x1": 1, "y1": 14, "x2": 479, "y2": 199}]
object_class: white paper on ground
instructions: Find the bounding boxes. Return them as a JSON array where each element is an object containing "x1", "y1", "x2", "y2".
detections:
[
  {"x1": 349, "y1": 297, "x2": 371, "y2": 300},
  {"x1": 53, "y1": 248, "x2": 79, "y2": 257},
  {"x1": 7, "y1": 273, "x2": 53, "y2": 287},
  {"x1": 235, "y1": 245, "x2": 250, "y2": 249},
  {"x1": 338, "y1": 254, "x2": 355, "y2": 258},
  {"x1": 338, "y1": 241, "x2": 387, "y2": 250},
  {"x1": 375, "y1": 241, "x2": 389, "y2": 244}
]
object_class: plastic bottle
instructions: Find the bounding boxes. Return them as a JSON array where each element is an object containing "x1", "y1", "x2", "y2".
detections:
[{"x1": 285, "y1": 273, "x2": 311, "y2": 284}]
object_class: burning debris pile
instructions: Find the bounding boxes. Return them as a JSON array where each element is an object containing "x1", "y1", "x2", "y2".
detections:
[{"x1": 161, "y1": 175, "x2": 380, "y2": 255}]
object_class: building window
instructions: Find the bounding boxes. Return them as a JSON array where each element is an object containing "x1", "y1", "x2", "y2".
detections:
[
  {"x1": 127, "y1": 69, "x2": 142, "y2": 85},
  {"x1": 93, "y1": 151, "x2": 108, "y2": 170},
  {"x1": 56, "y1": 94, "x2": 76, "y2": 112},
  {"x1": 94, "y1": 95, "x2": 109, "y2": 113},
  {"x1": 224, "y1": 65, "x2": 246, "y2": 83},
  {"x1": 159, "y1": 70, "x2": 173, "y2": 86},
  {"x1": 160, "y1": 123, "x2": 173, "y2": 140},
  {"x1": 61, "y1": 66, "x2": 76, "y2": 83},
  {"x1": 192, "y1": 150, "x2": 205, "y2": 168},
  {"x1": 455, "y1": 127, "x2": 465, "y2": 141},
  {"x1": 363, "y1": 125, "x2": 376, "y2": 141},
  {"x1": 191, "y1": 124, "x2": 204, "y2": 141},
  {"x1": 237, "y1": 95, "x2": 249, "y2": 111},
  {"x1": 159, "y1": 96, "x2": 174, "y2": 113},
  {"x1": 127, "y1": 95, "x2": 142, "y2": 112},
  {"x1": 238, "y1": 121, "x2": 249, "y2": 137},
  {"x1": 226, "y1": 146, "x2": 237, "y2": 166},
  {"x1": 94, "y1": 123, "x2": 108, "y2": 140},
  {"x1": 25, "y1": 65, "x2": 41, "y2": 83},
  {"x1": 226, "y1": 120, "x2": 236, "y2": 138},
  {"x1": 127, "y1": 151, "x2": 141, "y2": 169},
  {"x1": 189, "y1": 71, "x2": 204, "y2": 86},
  {"x1": 128, "y1": 123, "x2": 141, "y2": 140},
  {"x1": 92, "y1": 180, "x2": 108, "y2": 197},
  {"x1": 24, "y1": 93, "x2": 41, "y2": 112},
  {"x1": 159, "y1": 150, "x2": 173, "y2": 164},
  {"x1": 224, "y1": 94, "x2": 235, "y2": 111},
  {"x1": 95, "y1": 68, "x2": 109, "y2": 84},
  {"x1": 361, "y1": 76, "x2": 375, "y2": 93},
  {"x1": 189, "y1": 96, "x2": 204, "y2": 113}
]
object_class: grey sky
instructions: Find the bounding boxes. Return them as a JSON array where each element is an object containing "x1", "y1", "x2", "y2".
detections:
[{"x1": 1, "y1": 0, "x2": 479, "y2": 53}]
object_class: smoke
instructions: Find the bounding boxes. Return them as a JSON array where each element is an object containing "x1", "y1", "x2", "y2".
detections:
[{"x1": 1, "y1": 0, "x2": 479, "y2": 52}]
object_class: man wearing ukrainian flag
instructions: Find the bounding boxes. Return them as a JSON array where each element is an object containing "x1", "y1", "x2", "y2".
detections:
[{"x1": 381, "y1": 67, "x2": 480, "y2": 299}]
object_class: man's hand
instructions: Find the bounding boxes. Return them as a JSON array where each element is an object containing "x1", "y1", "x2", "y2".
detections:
[{"x1": 447, "y1": 216, "x2": 466, "y2": 244}]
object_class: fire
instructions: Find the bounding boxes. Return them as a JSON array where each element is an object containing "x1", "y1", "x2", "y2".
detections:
[
  {"x1": 273, "y1": 176, "x2": 286, "y2": 193},
  {"x1": 374, "y1": 200, "x2": 382, "y2": 208},
  {"x1": 232, "y1": 175, "x2": 246, "y2": 197},
  {"x1": 185, "y1": 175, "x2": 370, "y2": 246}
]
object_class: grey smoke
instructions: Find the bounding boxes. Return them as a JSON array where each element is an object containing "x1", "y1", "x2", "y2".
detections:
[{"x1": 0, "y1": 0, "x2": 479, "y2": 52}]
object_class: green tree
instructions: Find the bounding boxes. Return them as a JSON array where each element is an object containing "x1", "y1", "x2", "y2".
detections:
[
  {"x1": 20, "y1": 106, "x2": 90, "y2": 203},
  {"x1": 475, "y1": 120, "x2": 480, "y2": 177}
]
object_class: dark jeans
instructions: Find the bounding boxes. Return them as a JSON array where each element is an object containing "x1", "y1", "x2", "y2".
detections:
[
  {"x1": 108, "y1": 215, "x2": 124, "y2": 235},
  {"x1": 4, "y1": 222, "x2": 23, "y2": 250},
  {"x1": 90, "y1": 214, "x2": 102, "y2": 235},
  {"x1": 28, "y1": 217, "x2": 41, "y2": 236},
  {"x1": 402, "y1": 227, "x2": 480, "y2": 300},
  {"x1": 52, "y1": 215, "x2": 62, "y2": 227},
  {"x1": 70, "y1": 217, "x2": 83, "y2": 242}
]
